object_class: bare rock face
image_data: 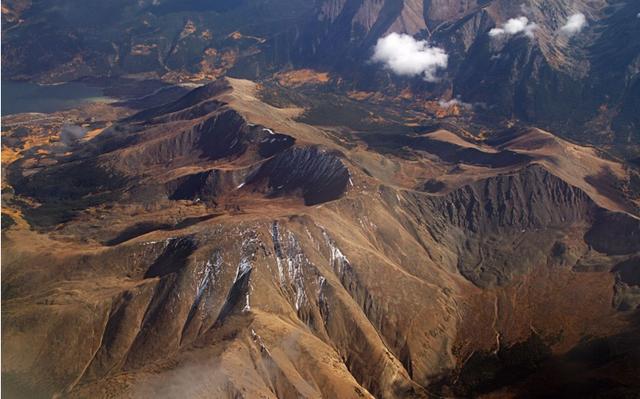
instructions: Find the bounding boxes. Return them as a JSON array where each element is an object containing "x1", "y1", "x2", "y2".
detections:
[
  {"x1": 410, "y1": 165, "x2": 596, "y2": 286},
  {"x1": 167, "y1": 168, "x2": 248, "y2": 204},
  {"x1": 248, "y1": 146, "x2": 350, "y2": 205}
]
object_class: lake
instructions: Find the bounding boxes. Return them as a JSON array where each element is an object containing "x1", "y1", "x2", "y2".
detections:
[{"x1": 1, "y1": 80, "x2": 113, "y2": 116}]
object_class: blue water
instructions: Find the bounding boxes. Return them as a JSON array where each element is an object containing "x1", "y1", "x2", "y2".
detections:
[{"x1": 1, "y1": 80, "x2": 111, "y2": 116}]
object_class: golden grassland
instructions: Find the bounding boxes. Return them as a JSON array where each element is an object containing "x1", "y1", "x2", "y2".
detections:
[{"x1": 276, "y1": 69, "x2": 331, "y2": 87}]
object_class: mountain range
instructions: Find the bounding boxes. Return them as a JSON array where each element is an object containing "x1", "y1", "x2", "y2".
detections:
[{"x1": 2, "y1": 1, "x2": 640, "y2": 398}]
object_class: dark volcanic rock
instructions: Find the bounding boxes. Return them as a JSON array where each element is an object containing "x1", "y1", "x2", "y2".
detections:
[
  {"x1": 168, "y1": 168, "x2": 250, "y2": 203},
  {"x1": 258, "y1": 133, "x2": 296, "y2": 158},
  {"x1": 195, "y1": 110, "x2": 248, "y2": 160},
  {"x1": 249, "y1": 146, "x2": 350, "y2": 205}
]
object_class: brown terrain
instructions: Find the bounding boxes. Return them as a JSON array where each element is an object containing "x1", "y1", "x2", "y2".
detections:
[{"x1": 2, "y1": 77, "x2": 639, "y2": 398}]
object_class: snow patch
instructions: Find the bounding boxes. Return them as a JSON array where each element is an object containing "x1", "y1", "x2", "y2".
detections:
[
  {"x1": 271, "y1": 222, "x2": 309, "y2": 311},
  {"x1": 322, "y1": 230, "x2": 350, "y2": 275}
]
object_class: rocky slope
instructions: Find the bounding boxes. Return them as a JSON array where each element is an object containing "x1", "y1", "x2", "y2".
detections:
[{"x1": 2, "y1": 78, "x2": 639, "y2": 398}]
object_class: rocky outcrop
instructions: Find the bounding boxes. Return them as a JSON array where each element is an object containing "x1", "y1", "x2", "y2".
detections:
[
  {"x1": 429, "y1": 165, "x2": 593, "y2": 232},
  {"x1": 248, "y1": 146, "x2": 350, "y2": 205},
  {"x1": 167, "y1": 168, "x2": 249, "y2": 203},
  {"x1": 405, "y1": 165, "x2": 596, "y2": 286}
]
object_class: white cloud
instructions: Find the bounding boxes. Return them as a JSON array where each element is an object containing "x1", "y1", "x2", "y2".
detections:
[
  {"x1": 438, "y1": 98, "x2": 472, "y2": 110},
  {"x1": 60, "y1": 124, "x2": 88, "y2": 145},
  {"x1": 371, "y1": 33, "x2": 448, "y2": 82},
  {"x1": 560, "y1": 13, "x2": 587, "y2": 35},
  {"x1": 489, "y1": 16, "x2": 538, "y2": 38}
]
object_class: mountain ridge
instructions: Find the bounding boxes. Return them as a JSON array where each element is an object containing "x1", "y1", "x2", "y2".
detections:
[{"x1": 2, "y1": 77, "x2": 639, "y2": 398}]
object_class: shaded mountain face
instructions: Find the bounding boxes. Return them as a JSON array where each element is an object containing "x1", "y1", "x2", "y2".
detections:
[
  {"x1": 3, "y1": 0, "x2": 639, "y2": 154},
  {"x1": 2, "y1": 78, "x2": 640, "y2": 398}
]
